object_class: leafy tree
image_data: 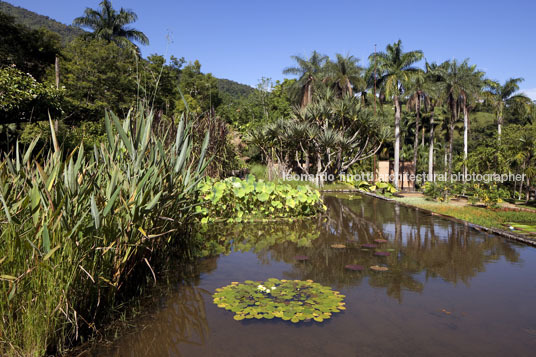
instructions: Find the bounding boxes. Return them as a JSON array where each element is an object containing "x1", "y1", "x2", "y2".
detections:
[
  {"x1": 177, "y1": 60, "x2": 221, "y2": 115},
  {"x1": 369, "y1": 40, "x2": 423, "y2": 188},
  {"x1": 60, "y1": 38, "x2": 137, "y2": 122},
  {"x1": 73, "y1": 0, "x2": 149, "y2": 49},
  {"x1": 0, "y1": 12, "x2": 61, "y2": 80},
  {"x1": 283, "y1": 51, "x2": 328, "y2": 108},
  {"x1": 0, "y1": 66, "x2": 62, "y2": 124}
]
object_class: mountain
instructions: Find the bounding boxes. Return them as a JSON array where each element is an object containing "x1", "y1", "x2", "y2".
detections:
[
  {"x1": 0, "y1": 1, "x2": 84, "y2": 43},
  {"x1": 217, "y1": 78, "x2": 255, "y2": 98}
]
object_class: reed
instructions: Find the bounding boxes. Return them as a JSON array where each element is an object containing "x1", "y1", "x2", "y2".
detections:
[{"x1": 0, "y1": 106, "x2": 209, "y2": 356}]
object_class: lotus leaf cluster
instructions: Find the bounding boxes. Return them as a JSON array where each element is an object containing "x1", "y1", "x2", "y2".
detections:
[
  {"x1": 213, "y1": 278, "x2": 345, "y2": 323},
  {"x1": 197, "y1": 176, "x2": 325, "y2": 223}
]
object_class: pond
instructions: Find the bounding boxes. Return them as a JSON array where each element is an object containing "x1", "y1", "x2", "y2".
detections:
[{"x1": 95, "y1": 194, "x2": 536, "y2": 356}]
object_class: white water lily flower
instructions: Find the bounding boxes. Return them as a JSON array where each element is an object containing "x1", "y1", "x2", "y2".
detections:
[{"x1": 266, "y1": 289, "x2": 271, "y2": 293}]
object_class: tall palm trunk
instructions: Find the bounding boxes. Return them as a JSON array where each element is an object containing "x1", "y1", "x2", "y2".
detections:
[
  {"x1": 448, "y1": 97, "x2": 457, "y2": 179},
  {"x1": 413, "y1": 93, "x2": 421, "y2": 179},
  {"x1": 394, "y1": 95, "x2": 401, "y2": 189},
  {"x1": 497, "y1": 113, "x2": 503, "y2": 141},
  {"x1": 462, "y1": 95, "x2": 468, "y2": 180},
  {"x1": 428, "y1": 112, "x2": 435, "y2": 181}
]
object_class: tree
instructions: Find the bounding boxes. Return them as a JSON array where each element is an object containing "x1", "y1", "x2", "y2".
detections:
[
  {"x1": 484, "y1": 78, "x2": 529, "y2": 141},
  {"x1": 61, "y1": 38, "x2": 138, "y2": 121},
  {"x1": 325, "y1": 54, "x2": 365, "y2": 98},
  {"x1": 73, "y1": 0, "x2": 149, "y2": 49},
  {"x1": 177, "y1": 60, "x2": 221, "y2": 115},
  {"x1": 369, "y1": 40, "x2": 423, "y2": 188},
  {"x1": 0, "y1": 12, "x2": 61, "y2": 80},
  {"x1": 0, "y1": 66, "x2": 62, "y2": 124},
  {"x1": 283, "y1": 51, "x2": 328, "y2": 108}
]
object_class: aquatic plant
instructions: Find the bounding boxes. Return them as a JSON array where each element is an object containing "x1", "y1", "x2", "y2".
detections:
[
  {"x1": 213, "y1": 279, "x2": 345, "y2": 323},
  {"x1": 196, "y1": 176, "x2": 325, "y2": 223},
  {"x1": 0, "y1": 108, "x2": 208, "y2": 355}
]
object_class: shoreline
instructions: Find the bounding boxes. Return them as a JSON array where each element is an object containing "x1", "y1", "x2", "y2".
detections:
[{"x1": 347, "y1": 190, "x2": 536, "y2": 247}]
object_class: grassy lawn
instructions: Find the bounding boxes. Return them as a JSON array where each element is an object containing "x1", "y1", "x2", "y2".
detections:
[{"x1": 394, "y1": 196, "x2": 536, "y2": 238}]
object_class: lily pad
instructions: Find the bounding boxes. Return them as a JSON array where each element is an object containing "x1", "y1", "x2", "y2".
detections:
[
  {"x1": 374, "y1": 251, "x2": 390, "y2": 256},
  {"x1": 374, "y1": 239, "x2": 388, "y2": 244},
  {"x1": 295, "y1": 255, "x2": 309, "y2": 261},
  {"x1": 344, "y1": 264, "x2": 364, "y2": 271},
  {"x1": 213, "y1": 279, "x2": 345, "y2": 323},
  {"x1": 361, "y1": 243, "x2": 377, "y2": 248},
  {"x1": 331, "y1": 244, "x2": 346, "y2": 249},
  {"x1": 370, "y1": 265, "x2": 389, "y2": 272}
]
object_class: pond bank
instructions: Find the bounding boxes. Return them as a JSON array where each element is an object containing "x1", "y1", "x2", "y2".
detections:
[{"x1": 357, "y1": 190, "x2": 536, "y2": 247}]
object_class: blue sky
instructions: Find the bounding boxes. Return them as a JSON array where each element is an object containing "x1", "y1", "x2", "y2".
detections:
[{"x1": 7, "y1": 0, "x2": 536, "y2": 98}]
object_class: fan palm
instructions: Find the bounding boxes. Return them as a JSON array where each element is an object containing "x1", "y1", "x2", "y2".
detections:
[
  {"x1": 369, "y1": 40, "x2": 423, "y2": 188},
  {"x1": 283, "y1": 51, "x2": 328, "y2": 108},
  {"x1": 73, "y1": 0, "x2": 149, "y2": 48}
]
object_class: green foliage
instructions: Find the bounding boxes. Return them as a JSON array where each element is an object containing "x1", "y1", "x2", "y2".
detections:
[
  {"x1": 196, "y1": 176, "x2": 324, "y2": 223},
  {"x1": 0, "y1": 11, "x2": 61, "y2": 80},
  {"x1": 177, "y1": 60, "x2": 221, "y2": 115},
  {"x1": 217, "y1": 78, "x2": 254, "y2": 98},
  {"x1": 213, "y1": 279, "x2": 345, "y2": 323},
  {"x1": 351, "y1": 180, "x2": 397, "y2": 196},
  {"x1": 422, "y1": 181, "x2": 463, "y2": 202},
  {"x1": 0, "y1": 66, "x2": 63, "y2": 124},
  {"x1": 0, "y1": 107, "x2": 208, "y2": 355},
  {"x1": 61, "y1": 38, "x2": 138, "y2": 121},
  {"x1": 73, "y1": 0, "x2": 149, "y2": 48},
  {"x1": 469, "y1": 183, "x2": 509, "y2": 208}
]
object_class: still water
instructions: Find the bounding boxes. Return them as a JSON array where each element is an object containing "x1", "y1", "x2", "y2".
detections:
[{"x1": 97, "y1": 194, "x2": 536, "y2": 356}]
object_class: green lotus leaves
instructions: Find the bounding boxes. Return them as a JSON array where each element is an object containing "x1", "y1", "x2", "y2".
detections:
[
  {"x1": 213, "y1": 279, "x2": 345, "y2": 323},
  {"x1": 197, "y1": 176, "x2": 325, "y2": 222}
]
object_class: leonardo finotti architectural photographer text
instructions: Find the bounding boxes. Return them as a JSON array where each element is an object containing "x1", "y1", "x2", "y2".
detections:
[{"x1": 282, "y1": 172, "x2": 526, "y2": 183}]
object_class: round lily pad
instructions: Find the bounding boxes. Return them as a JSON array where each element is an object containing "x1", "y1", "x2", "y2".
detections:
[
  {"x1": 295, "y1": 255, "x2": 309, "y2": 261},
  {"x1": 331, "y1": 244, "x2": 346, "y2": 249},
  {"x1": 374, "y1": 239, "x2": 388, "y2": 244},
  {"x1": 361, "y1": 243, "x2": 377, "y2": 248},
  {"x1": 374, "y1": 251, "x2": 390, "y2": 256},
  {"x1": 213, "y1": 279, "x2": 346, "y2": 323},
  {"x1": 370, "y1": 265, "x2": 389, "y2": 272},
  {"x1": 344, "y1": 264, "x2": 364, "y2": 271}
]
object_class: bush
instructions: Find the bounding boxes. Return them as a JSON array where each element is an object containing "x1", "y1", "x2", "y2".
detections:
[
  {"x1": 469, "y1": 183, "x2": 510, "y2": 208},
  {"x1": 196, "y1": 176, "x2": 325, "y2": 223}
]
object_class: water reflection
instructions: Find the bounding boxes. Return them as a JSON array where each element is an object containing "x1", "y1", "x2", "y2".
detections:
[
  {"x1": 99, "y1": 194, "x2": 533, "y2": 357},
  {"x1": 202, "y1": 194, "x2": 520, "y2": 302}
]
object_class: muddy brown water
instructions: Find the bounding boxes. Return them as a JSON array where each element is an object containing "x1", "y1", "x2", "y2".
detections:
[{"x1": 94, "y1": 194, "x2": 536, "y2": 356}]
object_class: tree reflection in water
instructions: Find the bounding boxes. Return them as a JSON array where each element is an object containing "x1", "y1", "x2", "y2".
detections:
[{"x1": 203, "y1": 194, "x2": 519, "y2": 302}]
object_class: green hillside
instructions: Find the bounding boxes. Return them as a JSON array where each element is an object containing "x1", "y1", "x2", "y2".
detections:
[
  {"x1": 217, "y1": 78, "x2": 255, "y2": 98},
  {"x1": 0, "y1": 0, "x2": 84, "y2": 43}
]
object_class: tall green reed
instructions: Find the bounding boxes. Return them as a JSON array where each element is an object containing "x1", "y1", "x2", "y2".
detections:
[{"x1": 0, "y1": 106, "x2": 209, "y2": 356}]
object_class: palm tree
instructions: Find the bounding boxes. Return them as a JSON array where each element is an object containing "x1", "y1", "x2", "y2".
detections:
[
  {"x1": 325, "y1": 54, "x2": 365, "y2": 98},
  {"x1": 435, "y1": 59, "x2": 481, "y2": 178},
  {"x1": 73, "y1": 0, "x2": 149, "y2": 48},
  {"x1": 406, "y1": 69, "x2": 425, "y2": 177},
  {"x1": 369, "y1": 40, "x2": 423, "y2": 188},
  {"x1": 458, "y1": 61, "x2": 484, "y2": 178},
  {"x1": 283, "y1": 51, "x2": 328, "y2": 108},
  {"x1": 484, "y1": 78, "x2": 529, "y2": 141},
  {"x1": 423, "y1": 62, "x2": 445, "y2": 181}
]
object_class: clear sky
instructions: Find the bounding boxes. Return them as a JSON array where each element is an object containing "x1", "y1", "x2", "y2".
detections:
[{"x1": 7, "y1": 0, "x2": 536, "y2": 98}]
